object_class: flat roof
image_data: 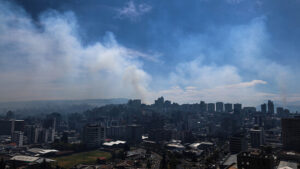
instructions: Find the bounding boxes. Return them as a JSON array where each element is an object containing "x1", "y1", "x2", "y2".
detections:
[
  {"x1": 103, "y1": 140, "x2": 126, "y2": 146},
  {"x1": 189, "y1": 142, "x2": 213, "y2": 149},
  {"x1": 166, "y1": 143, "x2": 185, "y2": 149},
  {"x1": 28, "y1": 148, "x2": 58, "y2": 154},
  {"x1": 11, "y1": 155, "x2": 39, "y2": 162}
]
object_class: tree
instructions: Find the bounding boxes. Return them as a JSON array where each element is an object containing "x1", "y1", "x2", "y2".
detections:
[{"x1": 147, "y1": 160, "x2": 151, "y2": 169}]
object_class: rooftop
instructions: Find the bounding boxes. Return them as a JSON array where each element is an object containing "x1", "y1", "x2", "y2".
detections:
[
  {"x1": 189, "y1": 142, "x2": 213, "y2": 149},
  {"x1": 102, "y1": 140, "x2": 126, "y2": 146},
  {"x1": 11, "y1": 155, "x2": 39, "y2": 162},
  {"x1": 28, "y1": 148, "x2": 58, "y2": 155}
]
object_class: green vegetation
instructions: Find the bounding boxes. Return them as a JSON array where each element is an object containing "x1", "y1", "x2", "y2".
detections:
[{"x1": 54, "y1": 150, "x2": 111, "y2": 168}]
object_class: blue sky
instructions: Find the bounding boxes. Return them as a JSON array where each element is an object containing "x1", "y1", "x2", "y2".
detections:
[{"x1": 0, "y1": 0, "x2": 300, "y2": 107}]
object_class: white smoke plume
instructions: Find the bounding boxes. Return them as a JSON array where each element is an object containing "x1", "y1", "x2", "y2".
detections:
[{"x1": 0, "y1": 0, "x2": 151, "y2": 102}]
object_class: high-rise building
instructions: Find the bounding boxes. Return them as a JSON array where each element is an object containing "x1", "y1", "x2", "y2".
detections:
[
  {"x1": 106, "y1": 126, "x2": 127, "y2": 140},
  {"x1": 13, "y1": 120, "x2": 25, "y2": 132},
  {"x1": 234, "y1": 103, "x2": 242, "y2": 114},
  {"x1": 216, "y1": 102, "x2": 224, "y2": 113},
  {"x1": 230, "y1": 133, "x2": 248, "y2": 154},
  {"x1": 0, "y1": 120, "x2": 13, "y2": 135},
  {"x1": 207, "y1": 103, "x2": 215, "y2": 113},
  {"x1": 0, "y1": 120, "x2": 24, "y2": 136},
  {"x1": 199, "y1": 101, "x2": 207, "y2": 113},
  {"x1": 268, "y1": 100, "x2": 274, "y2": 114},
  {"x1": 261, "y1": 103, "x2": 267, "y2": 113},
  {"x1": 36, "y1": 128, "x2": 55, "y2": 143},
  {"x1": 250, "y1": 126, "x2": 264, "y2": 148},
  {"x1": 83, "y1": 124, "x2": 106, "y2": 148},
  {"x1": 24, "y1": 125, "x2": 37, "y2": 144},
  {"x1": 281, "y1": 117, "x2": 300, "y2": 152},
  {"x1": 254, "y1": 116, "x2": 264, "y2": 127},
  {"x1": 126, "y1": 124, "x2": 143, "y2": 144},
  {"x1": 224, "y1": 103, "x2": 233, "y2": 113},
  {"x1": 12, "y1": 131, "x2": 23, "y2": 147}
]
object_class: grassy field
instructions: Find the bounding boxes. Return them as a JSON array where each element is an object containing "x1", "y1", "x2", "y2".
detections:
[{"x1": 53, "y1": 150, "x2": 111, "y2": 168}]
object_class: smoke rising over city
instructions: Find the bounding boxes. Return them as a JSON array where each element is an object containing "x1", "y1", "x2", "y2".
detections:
[
  {"x1": 1, "y1": 1, "x2": 300, "y2": 169},
  {"x1": 0, "y1": 0, "x2": 299, "y2": 107}
]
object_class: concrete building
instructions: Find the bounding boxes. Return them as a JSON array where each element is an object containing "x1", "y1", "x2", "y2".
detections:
[
  {"x1": 199, "y1": 101, "x2": 207, "y2": 113},
  {"x1": 13, "y1": 120, "x2": 25, "y2": 132},
  {"x1": 261, "y1": 103, "x2": 267, "y2": 114},
  {"x1": 0, "y1": 120, "x2": 12, "y2": 135},
  {"x1": 107, "y1": 124, "x2": 143, "y2": 144},
  {"x1": 24, "y1": 125, "x2": 38, "y2": 144},
  {"x1": 234, "y1": 103, "x2": 242, "y2": 114},
  {"x1": 250, "y1": 126, "x2": 264, "y2": 148},
  {"x1": 106, "y1": 126, "x2": 127, "y2": 140},
  {"x1": 268, "y1": 100, "x2": 274, "y2": 114},
  {"x1": 83, "y1": 124, "x2": 106, "y2": 148},
  {"x1": 12, "y1": 131, "x2": 23, "y2": 147},
  {"x1": 254, "y1": 116, "x2": 264, "y2": 127},
  {"x1": 216, "y1": 102, "x2": 224, "y2": 113},
  {"x1": 126, "y1": 124, "x2": 142, "y2": 144},
  {"x1": 225, "y1": 103, "x2": 233, "y2": 113},
  {"x1": 230, "y1": 133, "x2": 248, "y2": 154},
  {"x1": 0, "y1": 120, "x2": 24, "y2": 136},
  {"x1": 281, "y1": 117, "x2": 300, "y2": 152},
  {"x1": 277, "y1": 107, "x2": 288, "y2": 117},
  {"x1": 207, "y1": 103, "x2": 215, "y2": 113}
]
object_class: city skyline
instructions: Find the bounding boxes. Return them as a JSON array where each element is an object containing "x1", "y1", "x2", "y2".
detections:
[
  {"x1": 1, "y1": 0, "x2": 300, "y2": 107},
  {"x1": 1, "y1": 1, "x2": 300, "y2": 168}
]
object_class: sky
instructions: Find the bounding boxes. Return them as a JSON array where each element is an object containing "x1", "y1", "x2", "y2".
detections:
[{"x1": 0, "y1": 0, "x2": 300, "y2": 107}]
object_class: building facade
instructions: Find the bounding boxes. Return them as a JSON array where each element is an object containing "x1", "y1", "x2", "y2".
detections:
[
  {"x1": 281, "y1": 117, "x2": 300, "y2": 152},
  {"x1": 83, "y1": 124, "x2": 106, "y2": 148},
  {"x1": 216, "y1": 102, "x2": 224, "y2": 113}
]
